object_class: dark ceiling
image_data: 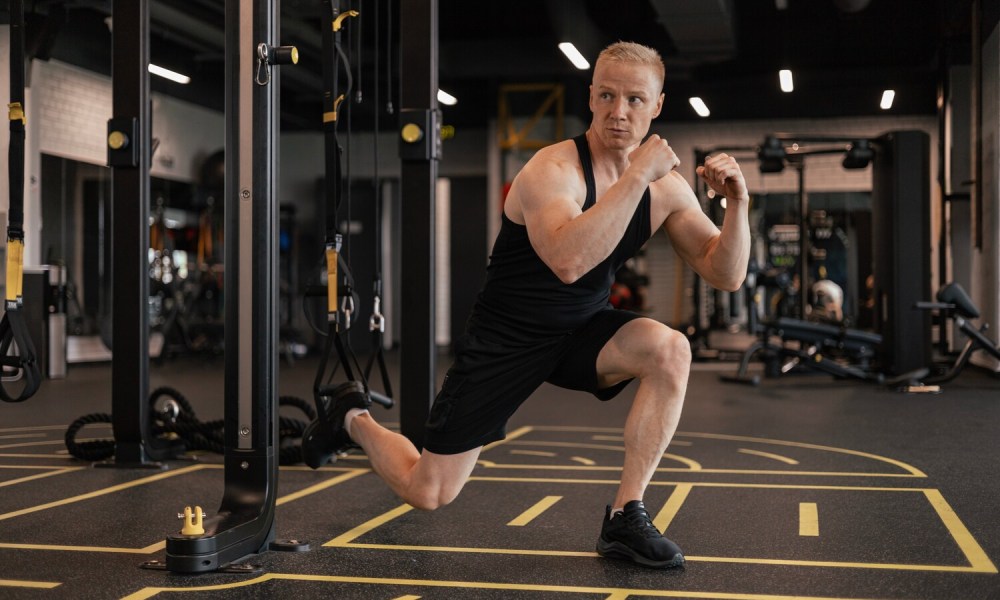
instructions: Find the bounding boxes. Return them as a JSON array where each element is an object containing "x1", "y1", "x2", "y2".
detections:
[{"x1": 6, "y1": 0, "x2": 976, "y2": 133}]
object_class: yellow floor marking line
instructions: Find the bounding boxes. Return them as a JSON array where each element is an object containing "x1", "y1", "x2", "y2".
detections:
[
  {"x1": 472, "y1": 464, "x2": 924, "y2": 477},
  {"x1": 592, "y1": 435, "x2": 692, "y2": 447},
  {"x1": 531, "y1": 427, "x2": 926, "y2": 477},
  {"x1": 482, "y1": 426, "x2": 533, "y2": 452},
  {"x1": 275, "y1": 469, "x2": 369, "y2": 506},
  {"x1": 739, "y1": 448, "x2": 799, "y2": 465},
  {"x1": 0, "y1": 466, "x2": 363, "y2": 555},
  {"x1": 570, "y1": 456, "x2": 595, "y2": 466},
  {"x1": 118, "y1": 571, "x2": 886, "y2": 600},
  {"x1": 326, "y1": 479, "x2": 993, "y2": 573},
  {"x1": 0, "y1": 578, "x2": 61, "y2": 589},
  {"x1": 325, "y1": 504, "x2": 415, "y2": 546},
  {"x1": 510, "y1": 450, "x2": 557, "y2": 457},
  {"x1": 0, "y1": 467, "x2": 82, "y2": 488},
  {"x1": 0, "y1": 464, "x2": 209, "y2": 522},
  {"x1": 652, "y1": 484, "x2": 691, "y2": 533},
  {"x1": 393, "y1": 596, "x2": 422, "y2": 600},
  {"x1": 0, "y1": 454, "x2": 73, "y2": 459},
  {"x1": 675, "y1": 431, "x2": 926, "y2": 477},
  {"x1": 799, "y1": 503, "x2": 819, "y2": 536},
  {"x1": 505, "y1": 440, "x2": 702, "y2": 470},
  {"x1": 0, "y1": 433, "x2": 46, "y2": 440},
  {"x1": 0, "y1": 464, "x2": 78, "y2": 470},
  {"x1": 0, "y1": 424, "x2": 96, "y2": 433},
  {"x1": 923, "y1": 488, "x2": 998, "y2": 574},
  {"x1": 0, "y1": 438, "x2": 106, "y2": 450},
  {"x1": 0, "y1": 540, "x2": 165, "y2": 554},
  {"x1": 508, "y1": 496, "x2": 562, "y2": 526}
]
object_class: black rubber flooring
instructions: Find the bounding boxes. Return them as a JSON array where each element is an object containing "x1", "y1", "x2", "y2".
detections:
[{"x1": 1, "y1": 351, "x2": 999, "y2": 599}]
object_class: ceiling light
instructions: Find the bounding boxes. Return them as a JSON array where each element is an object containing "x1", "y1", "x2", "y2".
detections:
[
  {"x1": 437, "y1": 89, "x2": 458, "y2": 106},
  {"x1": 880, "y1": 89, "x2": 895, "y2": 110},
  {"x1": 779, "y1": 69, "x2": 794, "y2": 93},
  {"x1": 688, "y1": 97, "x2": 710, "y2": 117},
  {"x1": 148, "y1": 64, "x2": 190, "y2": 85},
  {"x1": 558, "y1": 42, "x2": 590, "y2": 70}
]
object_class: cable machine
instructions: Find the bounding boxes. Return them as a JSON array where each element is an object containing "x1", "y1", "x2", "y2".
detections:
[{"x1": 159, "y1": 0, "x2": 301, "y2": 573}]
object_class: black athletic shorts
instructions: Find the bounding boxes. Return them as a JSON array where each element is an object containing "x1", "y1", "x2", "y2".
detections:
[{"x1": 422, "y1": 309, "x2": 643, "y2": 455}]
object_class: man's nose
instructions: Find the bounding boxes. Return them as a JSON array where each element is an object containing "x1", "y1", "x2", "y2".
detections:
[{"x1": 609, "y1": 97, "x2": 628, "y2": 118}]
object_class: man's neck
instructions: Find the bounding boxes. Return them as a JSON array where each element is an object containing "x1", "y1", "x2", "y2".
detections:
[{"x1": 585, "y1": 128, "x2": 633, "y2": 179}]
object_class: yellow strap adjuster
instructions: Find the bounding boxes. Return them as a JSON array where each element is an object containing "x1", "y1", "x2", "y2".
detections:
[
  {"x1": 323, "y1": 94, "x2": 346, "y2": 124},
  {"x1": 5, "y1": 238, "x2": 24, "y2": 303},
  {"x1": 8, "y1": 102, "x2": 25, "y2": 125},
  {"x1": 325, "y1": 245, "x2": 339, "y2": 317},
  {"x1": 332, "y1": 10, "x2": 359, "y2": 32}
]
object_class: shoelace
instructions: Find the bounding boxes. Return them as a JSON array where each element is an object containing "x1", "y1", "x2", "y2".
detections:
[{"x1": 623, "y1": 507, "x2": 661, "y2": 539}]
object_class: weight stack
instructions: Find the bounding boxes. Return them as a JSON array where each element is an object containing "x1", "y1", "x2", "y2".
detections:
[{"x1": 872, "y1": 130, "x2": 931, "y2": 376}]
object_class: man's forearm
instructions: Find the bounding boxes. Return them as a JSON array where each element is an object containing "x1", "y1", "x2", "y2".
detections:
[{"x1": 706, "y1": 200, "x2": 751, "y2": 292}]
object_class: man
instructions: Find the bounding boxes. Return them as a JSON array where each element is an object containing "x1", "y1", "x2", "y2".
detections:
[{"x1": 303, "y1": 41, "x2": 750, "y2": 569}]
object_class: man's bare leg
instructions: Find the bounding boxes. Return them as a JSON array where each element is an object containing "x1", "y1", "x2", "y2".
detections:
[
  {"x1": 595, "y1": 318, "x2": 691, "y2": 508},
  {"x1": 593, "y1": 317, "x2": 690, "y2": 568},
  {"x1": 347, "y1": 413, "x2": 481, "y2": 511}
]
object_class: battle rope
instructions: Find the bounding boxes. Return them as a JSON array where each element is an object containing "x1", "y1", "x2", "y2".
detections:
[
  {"x1": 0, "y1": 0, "x2": 42, "y2": 402},
  {"x1": 64, "y1": 387, "x2": 317, "y2": 465}
]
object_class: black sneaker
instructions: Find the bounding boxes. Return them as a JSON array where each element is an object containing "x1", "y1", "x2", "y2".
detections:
[
  {"x1": 301, "y1": 381, "x2": 371, "y2": 469},
  {"x1": 596, "y1": 500, "x2": 685, "y2": 568}
]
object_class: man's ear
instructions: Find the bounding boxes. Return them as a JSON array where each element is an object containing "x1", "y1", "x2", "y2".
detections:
[{"x1": 653, "y1": 92, "x2": 664, "y2": 118}]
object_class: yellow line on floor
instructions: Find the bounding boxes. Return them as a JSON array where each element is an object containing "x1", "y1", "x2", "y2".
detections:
[
  {"x1": 0, "y1": 467, "x2": 82, "y2": 488},
  {"x1": 739, "y1": 448, "x2": 800, "y2": 465},
  {"x1": 509, "y1": 450, "x2": 556, "y2": 457},
  {"x1": 0, "y1": 464, "x2": 77, "y2": 470},
  {"x1": 275, "y1": 469, "x2": 370, "y2": 506},
  {"x1": 472, "y1": 464, "x2": 923, "y2": 477},
  {"x1": 652, "y1": 484, "x2": 691, "y2": 533},
  {"x1": 505, "y1": 441, "x2": 702, "y2": 470},
  {"x1": 482, "y1": 426, "x2": 533, "y2": 452},
  {"x1": 507, "y1": 496, "x2": 561, "y2": 526},
  {"x1": 0, "y1": 424, "x2": 95, "y2": 433},
  {"x1": 467, "y1": 476, "x2": 928, "y2": 492},
  {"x1": 0, "y1": 578, "x2": 61, "y2": 589},
  {"x1": 799, "y1": 502, "x2": 819, "y2": 536},
  {"x1": 324, "y1": 504, "x2": 414, "y2": 546},
  {"x1": 0, "y1": 454, "x2": 73, "y2": 459},
  {"x1": 0, "y1": 541, "x2": 164, "y2": 554},
  {"x1": 674, "y1": 431, "x2": 926, "y2": 477},
  {"x1": 393, "y1": 596, "x2": 422, "y2": 600},
  {"x1": 0, "y1": 464, "x2": 208, "y2": 522},
  {"x1": 0, "y1": 433, "x2": 46, "y2": 440},
  {"x1": 570, "y1": 456, "x2": 595, "y2": 465},
  {"x1": 0, "y1": 438, "x2": 106, "y2": 450},
  {"x1": 923, "y1": 488, "x2": 999, "y2": 573},
  {"x1": 118, "y1": 571, "x2": 890, "y2": 600}
]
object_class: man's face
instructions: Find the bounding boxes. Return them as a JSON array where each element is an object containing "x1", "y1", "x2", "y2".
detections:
[{"x1": 589, "y1": 60, "x2": 664, "y2": 150}]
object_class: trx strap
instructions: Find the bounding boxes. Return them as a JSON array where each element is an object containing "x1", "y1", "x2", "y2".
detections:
[
  {"x1": 315, "y1": 1, "x2": 392, "y2": 411},
  {"x1": 0, "y1": 0, "x2": 41, "y2": 402},
  {"x1": 363, "y1": 0, "x2": 392, "y2": 403},
  {"x1": 315, "y1": 1, "x2": 365, "y2": 403}
]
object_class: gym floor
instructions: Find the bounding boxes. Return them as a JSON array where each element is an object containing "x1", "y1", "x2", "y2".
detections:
[{"x1": 1, "y1": 352, "x2": 998, "y2": 599}]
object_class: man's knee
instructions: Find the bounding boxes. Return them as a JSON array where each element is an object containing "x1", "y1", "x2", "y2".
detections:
[
  {"x1": 405, "y1": 480, "x2": 465, "y2": 511},
  {"x1": 642, "y1": 325, "x2": 691, "y2": 378}
]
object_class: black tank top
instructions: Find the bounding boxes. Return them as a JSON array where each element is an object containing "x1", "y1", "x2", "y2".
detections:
[{"x1": 467, "y1": 133, "x2": 652, "y2": 342}]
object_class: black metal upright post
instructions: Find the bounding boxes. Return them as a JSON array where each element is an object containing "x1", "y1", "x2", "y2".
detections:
[
  {"x1": 103, "y1": 0, "x2": 177, "y2": 467},
  {"x1": 164, "y1": 0, "x2": 288, "y2": 572},
  {"x1": 796, "y1": 159, "x2": 808, "y2": 320},
  {"x1": 398, "y1": 0, "x2": 439, "y2": 448}
]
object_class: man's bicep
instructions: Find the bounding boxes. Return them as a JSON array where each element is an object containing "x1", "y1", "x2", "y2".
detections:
[{"x1": 518, "y1": 165, "x2": 583, "y2": 254}]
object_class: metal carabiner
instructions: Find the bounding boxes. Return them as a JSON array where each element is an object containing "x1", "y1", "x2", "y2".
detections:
[
  {"x1": 255, "y1": 43, "x2": 271, "y2": 86},
  {"x1": 369, "y1": 296, "x2": 385, "y2": 333},
  {"x1": 341, "y1": 293, "x2": 355, "y2": 330}
]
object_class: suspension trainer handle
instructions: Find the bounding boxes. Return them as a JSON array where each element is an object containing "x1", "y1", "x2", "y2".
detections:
[{"x1": 0, "y1": 0, "x2": 42, "y2": 403}]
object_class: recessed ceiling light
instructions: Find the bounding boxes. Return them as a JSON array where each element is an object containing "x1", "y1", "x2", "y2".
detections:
[
  {"x1": 688, "y1": 97, "x2": 710, "y2": 117},
  {"x1": 779, "y1": 69, "x2": 794, "y2": 93},
  {"x1": 148, "y1": 64, "x2": 190, "y2": 85},
  {"x1": 880, "y1": 89, "x2": 895, "y2": 110},
  {"x1": 558, "y1": 42, "x2": 590, "y2": 70},
  {"x1": 437, "y1": 89, "x2": 458, "y2": 106}
]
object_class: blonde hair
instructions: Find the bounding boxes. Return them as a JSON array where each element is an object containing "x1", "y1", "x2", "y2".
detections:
[{"x1": 596, "y1": 41, "x2": 665, "y2": 90}]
